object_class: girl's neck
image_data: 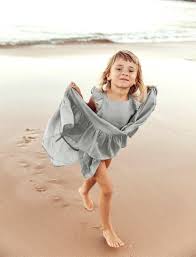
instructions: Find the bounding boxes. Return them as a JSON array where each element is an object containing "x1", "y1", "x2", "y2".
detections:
[{"x1": 106, "y1": 86, "x2": 129, "y2": 101}]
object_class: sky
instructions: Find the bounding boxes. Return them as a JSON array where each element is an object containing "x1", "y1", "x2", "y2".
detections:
[{"x1": 0, "y1": 0, "x2": 178, "y2": 33}]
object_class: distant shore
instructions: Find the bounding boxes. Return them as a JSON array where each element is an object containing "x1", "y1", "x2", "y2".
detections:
[{"x1": 0, "y1": 41, "x2": 196, "y2": 61}]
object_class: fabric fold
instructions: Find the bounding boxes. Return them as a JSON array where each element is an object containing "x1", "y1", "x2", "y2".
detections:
[{"x1": 42, "y1": 86, "x2": 158, "y2": 179}]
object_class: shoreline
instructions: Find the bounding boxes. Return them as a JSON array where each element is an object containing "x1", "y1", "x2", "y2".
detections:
[{"x1": 0, "y1": 41, "x2": 196, "y2": 60}]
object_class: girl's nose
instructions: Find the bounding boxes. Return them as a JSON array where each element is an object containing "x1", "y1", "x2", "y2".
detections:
[{"x1": 122, "y1": 70, "x2": 129, "y2": 76}]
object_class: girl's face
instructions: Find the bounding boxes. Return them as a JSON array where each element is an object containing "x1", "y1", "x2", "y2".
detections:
[{"x1": 107, "y1": 58, "x2": 138, "y2": 89}]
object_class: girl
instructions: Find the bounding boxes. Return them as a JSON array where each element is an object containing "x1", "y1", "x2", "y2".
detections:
[
  {"x1": 43, "y1": 50, "x2": 157, "y2": 249},
  {"x1": 66, "y1": 50, "x2": 157, "y2": 248}
]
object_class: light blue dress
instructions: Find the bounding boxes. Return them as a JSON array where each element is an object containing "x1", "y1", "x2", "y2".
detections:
[
  {"x1": 42, "y1": 85, "x2": 158, "y2": 179},
  {"x1": 91, "y1": 86, "x2": 141, "y2": 129}
]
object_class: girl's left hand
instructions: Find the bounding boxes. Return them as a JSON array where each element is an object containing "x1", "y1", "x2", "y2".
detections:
[{"x1": 66, "y1": 81, "x2": 83, "y2": 98}]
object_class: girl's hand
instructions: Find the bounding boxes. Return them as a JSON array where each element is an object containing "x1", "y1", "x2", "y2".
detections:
[
  {"x1": 133, "y1": 85, "x2": 148, "y2": 103},
  {"x1": 66, "y1": 81, "x2": 83, "y2": 98}
]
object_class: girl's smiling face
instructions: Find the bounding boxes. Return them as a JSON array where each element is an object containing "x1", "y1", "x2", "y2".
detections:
[{"x1": 107, "y1": 58, "x2": 138, "y2": 89}]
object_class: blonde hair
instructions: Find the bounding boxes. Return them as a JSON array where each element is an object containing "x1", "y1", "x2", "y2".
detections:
[{"x1": 99, "y1": 50, "x2": 145, "y2": 96}]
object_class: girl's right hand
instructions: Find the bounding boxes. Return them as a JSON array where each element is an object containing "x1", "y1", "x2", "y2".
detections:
[{"x1": 66, "y1": 81, "x2": 83, "y2": 98}]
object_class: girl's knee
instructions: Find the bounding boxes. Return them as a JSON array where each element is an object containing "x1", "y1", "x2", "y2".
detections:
[
  {"x1": 94, "y1": 160, "x2": 107, "y2": 179},
  {"x1": 102, "y1": 186, "x2": 113, "y2": 197},
  {"x1": 96, "y1": 176, "x2": 113, "y2": 196},
  {"x1": 94, "y1": 160, "x2": 113, "y2": 193},
  {"x1": 88, "y1": 175, "x2": 96, "y2": 181}
]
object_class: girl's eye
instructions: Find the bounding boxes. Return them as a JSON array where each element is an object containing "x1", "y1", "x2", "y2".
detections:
[{"x1": 116, "y1": 68, "x2": 134, "y2": 72}]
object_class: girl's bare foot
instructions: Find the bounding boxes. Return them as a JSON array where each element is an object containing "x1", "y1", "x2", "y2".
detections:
[
  {"x1": 78, "y1": 187, "x2": 94, "y2": 211},
  {"x1": 101, "y1": 226, "x2": 125, "y2": 248}
]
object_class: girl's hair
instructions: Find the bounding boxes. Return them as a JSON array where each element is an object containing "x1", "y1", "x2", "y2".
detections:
[{"x1": 99, "y1": 50, "x2": 145, "y2": 96}]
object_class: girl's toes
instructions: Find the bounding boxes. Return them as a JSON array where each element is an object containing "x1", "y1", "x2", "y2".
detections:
[
  {"x1": 116, "y1": 241, "x2": 121, "y2": 247},
  {"x1": 117, "y1": 238, "x2": 124, "y2": 246}
]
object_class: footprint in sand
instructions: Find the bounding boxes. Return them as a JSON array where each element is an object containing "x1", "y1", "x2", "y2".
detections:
[
  {"x1": 17, "y1": 133, "x2": 71, "y2": 209},
  {"x1": 46, "y1": 179, "x2": 71, "y2": 208},
  {"x1": 32, "y1": 170, "x2": 43, "y2": 175},
  {"x1": 32, "y1": 182, "x2": 48, "y2": 192},
  {"x1": 29, "y1": 178, "x2": 70, "y2": 208},
  {"x1": 34, "y1": 163, "x2": 45, "y2": 170},
  {"x1": 17, "y1": 160, "x2": 43, "y2": 175},
  {"x1": 18, "y1": 159, "x2": 45, "y2": 172},
  {"x1": 48, "y1": 194, "x2": 70, "y2": 208},
  {"x1": 17, "y1": 156, "x2": 45, "y2": 174},
  {"x1": 35, "y1": 151, "x2": 47, "y2": 160},
  {"x1": 16, "y1": 128, "x2": 47, "y2": 172},
  {"x1": 16, "y1": 128, "x2": 41, "y2": 147},
  {"x1": 92, "y1": 225, "x2": 103, "y2": 230},
  {"x1": 47, "y1": 178, "x2": 68, "y2": 186},
  {"x1": 18, "y1": 160, "x2": 31, "y2": 168}
]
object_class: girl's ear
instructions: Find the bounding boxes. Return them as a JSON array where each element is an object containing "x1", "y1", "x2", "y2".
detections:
[{"x1": 106, "y1": 72, "x2": 111, "y2": 80}]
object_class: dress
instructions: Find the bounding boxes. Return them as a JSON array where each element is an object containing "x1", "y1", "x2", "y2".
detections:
[
  {"x1": 91, "y1": 86, "x2": 142, "y2": 129},
  {"x1": 42, "y1": 85, "x2": 158, "y2": 179}
]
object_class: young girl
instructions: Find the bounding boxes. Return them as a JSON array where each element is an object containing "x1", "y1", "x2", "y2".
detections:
[
  {"x1": 42, "y1": 50, "x2": 157, "y2": 249},
  {"x1": 67, "y1": 50, "x2": 157, "y2": 248}
]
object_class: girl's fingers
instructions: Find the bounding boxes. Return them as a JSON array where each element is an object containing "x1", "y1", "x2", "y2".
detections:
[
  {"x1": 69, "y1": 82, "x2": 78, "y2": 88},
  {"x1": 71, "y1": 84, "x2": 80, "y2": 92},
  {"x1": 71, "y1": 82, "x2": 77, "y2": 86},
  {"x1": 68, "y1": 82, "x2": 75, "y2": 86},
  {"x1": 66, "y1": 82, "x2": 77, "y2": 91},
  {"x1": 66, "y1": 83, "x2": 83, "y2": 98}
]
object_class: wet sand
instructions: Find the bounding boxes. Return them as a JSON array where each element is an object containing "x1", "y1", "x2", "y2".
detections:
[{"x1": 0, "y1": 42, "x2": 196, "y2": 257}]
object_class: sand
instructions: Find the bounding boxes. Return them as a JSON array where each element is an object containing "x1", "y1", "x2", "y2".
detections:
[{"x1": 0, "y1": 42, "x2": 196, "y2": 257}]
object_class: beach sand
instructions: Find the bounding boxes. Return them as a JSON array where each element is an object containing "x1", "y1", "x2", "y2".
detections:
[{"x1": 0, "y1": 42, "x2": 196, "y2": 257}]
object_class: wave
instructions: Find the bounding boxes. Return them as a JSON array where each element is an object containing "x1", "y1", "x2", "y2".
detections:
[
  {"x1": 0, "y1": 36, "x2": 115, "y2": 48},
  {"x1": 0, "y1": 31, "x2": 196, "y2": 48}
]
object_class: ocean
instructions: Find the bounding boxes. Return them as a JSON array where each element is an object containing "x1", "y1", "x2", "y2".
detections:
[{"x1": 0, "y1": 0, "x2": 195, "y2": 47}]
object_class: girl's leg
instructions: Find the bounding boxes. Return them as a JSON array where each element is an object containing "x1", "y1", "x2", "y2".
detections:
[
  {"x1": 80, "y1": 175, "x2": 97, "y2": 194},
  {"x1": 105, "y1": 158, "x2": 112, "y2": 169},
  {"x1": 78, "y1": 159, "x2": 112, "y2": 211},
  {"x1": 78, "y1": 176, "x2": 96, "y2": 211},
  {"x1": 94, "y1": 160, "x2": 124, "y2": 248}
]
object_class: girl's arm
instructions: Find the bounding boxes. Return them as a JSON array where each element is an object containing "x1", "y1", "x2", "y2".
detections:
[
  {"x1": 86, "y1": 96, "x2": 97, "y2": 113},
  {"x1": 66, "y1": 82, "x2": 96, "y2": 112}
]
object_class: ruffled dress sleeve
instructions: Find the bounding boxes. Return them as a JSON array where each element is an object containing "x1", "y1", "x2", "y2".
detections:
[
  {"x1": 91, "y1": 86, "x2": 104, "y2": 113},
  {"x1": 121, "y1": 85, "x2": 158, "y2": 137}
]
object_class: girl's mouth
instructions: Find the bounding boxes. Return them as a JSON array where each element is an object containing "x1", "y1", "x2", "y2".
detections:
[{"x1": 120, "y1": 79, "x2": 129, "y2": 81}]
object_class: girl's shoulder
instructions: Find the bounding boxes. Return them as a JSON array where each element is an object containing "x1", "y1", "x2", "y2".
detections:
[
  {"x1": 91, "y1": 86, "x2": 105, "y2": 99},
  {"x1": 131, "y1": 85, "x2": 158, "y2": 104},
  {"x1": 90, "y1": 86, "x2": 105, "y2": 112}
]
